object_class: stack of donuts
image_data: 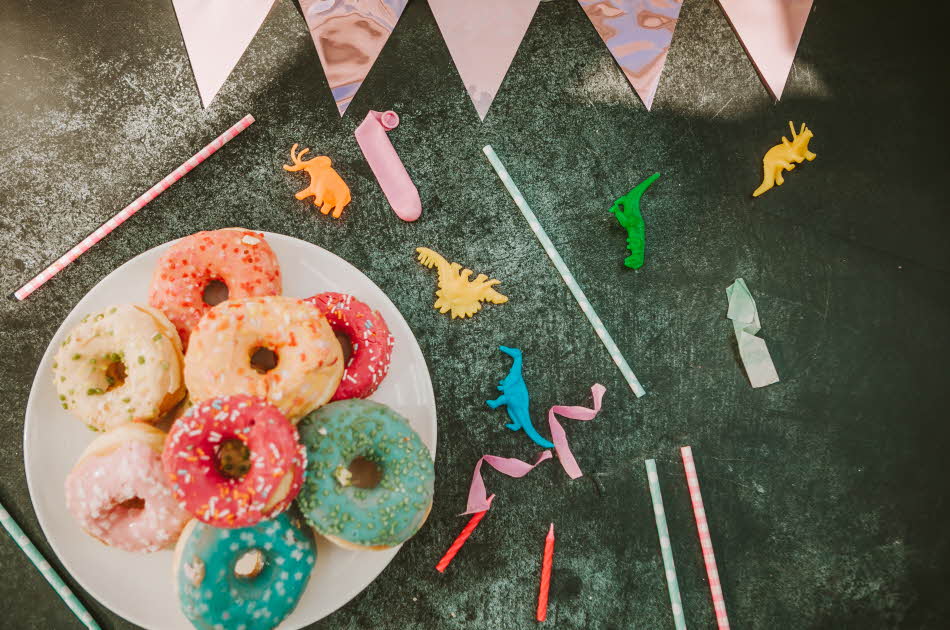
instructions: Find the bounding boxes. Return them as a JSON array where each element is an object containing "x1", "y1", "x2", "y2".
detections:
[{"x1": 54, "y1": 228, "x2": 434, "y2": 630}]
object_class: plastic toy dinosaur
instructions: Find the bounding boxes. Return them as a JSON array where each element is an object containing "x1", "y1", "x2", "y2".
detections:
[
  {"x1": 415, "y1": 247, "x2": 508, "y2": 319},
  {"x1": 753, "y1": 121, "x2": 817, "y2": 197},
  {"x1": 609, "y1": 172, "x2": 661, "y2": 269},
  {"x1": 486, "y1": 346, "x2": 554, "y2": 448},
  {"x1": 283, "y1": 144, "x2": 352, "y2": 218}
]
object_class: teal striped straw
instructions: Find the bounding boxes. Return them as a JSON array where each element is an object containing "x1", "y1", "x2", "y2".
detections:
[
  {"x1": 0, "y1": 500, "x2": 101, "y2": 629},
  {"x1": 483, "y1": 145, "x2": 646, "y2": 397},
  {"x1": 645, "y1": 459, "x2": 687, "y2": 630}
]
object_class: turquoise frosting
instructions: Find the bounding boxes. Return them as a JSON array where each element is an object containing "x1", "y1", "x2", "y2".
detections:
[
  {"x1": 296, "y1": 400, "x2": 434, "y2": 547},
  {"x1": 176, "y1": 512, "x2": 315, "y2": 630}
]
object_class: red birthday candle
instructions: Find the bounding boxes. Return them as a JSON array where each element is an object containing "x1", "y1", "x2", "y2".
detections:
[
  {"x1": 435, "y1": 495, "x2": 493, "y2": 573},
  {"x1": 537, "y1": 523, "x2": 555, "y2": 622}
]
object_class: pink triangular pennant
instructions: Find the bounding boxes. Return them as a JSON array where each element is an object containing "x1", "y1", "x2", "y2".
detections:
[
  {"x1": 429, "y1": 0, "x2": 541, "y2": 120},
  {"x1": 299, "y1": 0, "x2": 409, "y2": 116},
  {"x1": 172, "y1": 0, "x2": 277, "y2": 108},
  {"x1": 718, "y1": 0, "x2": 813, "y2": 100},
  {"x1": 578, "y1": 0, "x2": 684, "y2": 110}
]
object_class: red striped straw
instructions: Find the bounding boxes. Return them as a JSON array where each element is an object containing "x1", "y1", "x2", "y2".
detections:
[
  {"x1": 681, "y1": 446, "x2": 730, "y2": 629},
  {"x1": 13, "y1": 114, "x2": 255, "y2": 301}
]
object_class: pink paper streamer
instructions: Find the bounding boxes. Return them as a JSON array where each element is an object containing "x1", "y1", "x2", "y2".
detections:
[
  {"x1": 172, "y1": 0, "x2": 276, "y2": 107},
  {"x1": 548, "y1": 384, "x2": 606, "y2": 479},
  {"x1": 462, "y1": 451, "x2": 552, "y2": 515},
  {"x1": 429, "y1": 0, "x2": 541, "y2": 120},
  {"x1": 299, "y1": 0, "x2": 408, "y2": 116},
  {"x1": 354, "y1": 110, "x2": 422, "y2": 222},
  {"x1": 717, "y1": 0, "x2": 813, "y2": 100}
]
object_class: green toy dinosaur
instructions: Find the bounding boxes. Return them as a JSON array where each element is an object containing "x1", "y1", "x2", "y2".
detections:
[{"x1": 609, "y1": 172, "x2": 661, "y2": 269}]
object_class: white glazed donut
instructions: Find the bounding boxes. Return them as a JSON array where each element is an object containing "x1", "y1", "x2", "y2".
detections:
[
  {"x1": 184, "y1": 296, "x2": 343, "y2": 422},
  {"x1": 53, "y1": 304, "x2": 186, "y2": 431}
]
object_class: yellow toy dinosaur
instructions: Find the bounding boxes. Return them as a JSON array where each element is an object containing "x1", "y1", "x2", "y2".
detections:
[
  {"x1": 415, "y1": 247, "x2": 508, "y2": 319},
  {"x1": 753, "y1": 121, "x2": 817, "y2": 197}
]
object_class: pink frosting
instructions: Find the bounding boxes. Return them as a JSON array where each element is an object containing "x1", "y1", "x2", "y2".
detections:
[
  {"x1": 163, "y1": 395, "x2": 306, "y2": 528},
  {"x1": 65, "y1": 440, "x2": 190, "y2": 552}
]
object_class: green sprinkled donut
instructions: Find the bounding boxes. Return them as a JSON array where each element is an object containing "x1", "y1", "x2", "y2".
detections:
[{"x1": 296, "y1": 400, "x2": 434, "y2": 550}]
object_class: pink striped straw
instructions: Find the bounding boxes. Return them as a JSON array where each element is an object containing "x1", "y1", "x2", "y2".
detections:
[
  {"x1": 13, "y1": 114, "x2": 255, "y2": 301},
  {"x1": 681, "y1": 446, "x2": 730, "y2": 629}
]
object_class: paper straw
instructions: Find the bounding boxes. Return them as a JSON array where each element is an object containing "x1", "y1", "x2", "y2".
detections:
[
  {"x1": 482, "y1": 146, "x2": 646, "y2": 398},
  {"x1": 13, "y1": 114, "x2": 256, "y2": 300},
  {"x1": 645, "y1": 459, "x2": 686, "y2": 630},
  {"x1": 681, "y1": 447, "x2": 730, "y2": 629},
  {"x1": 0, "y1": 500, "x2": 101, "y2": 629}
]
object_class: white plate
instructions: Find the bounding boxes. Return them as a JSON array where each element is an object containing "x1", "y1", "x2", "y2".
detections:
[{"x1": 23, "y1": 232, "x2": 437, "y2": 630}]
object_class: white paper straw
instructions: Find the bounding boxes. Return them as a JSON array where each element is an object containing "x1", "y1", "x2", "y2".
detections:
[{"x1": 483, "y1": 145, "x2": 645, "y2": 397}]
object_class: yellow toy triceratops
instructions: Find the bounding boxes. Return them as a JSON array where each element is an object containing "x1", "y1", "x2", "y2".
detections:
[
  {"x1": 753, "y1": 121, "x2": 817, "y2": 197},
  {"x1": 415, "y1": 247, "x2": 508, "y2": 319}
]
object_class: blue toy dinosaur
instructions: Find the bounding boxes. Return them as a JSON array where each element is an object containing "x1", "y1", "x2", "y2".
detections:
[{"x1": 486, "y1": 346, "x2": 554, "y2": 448}]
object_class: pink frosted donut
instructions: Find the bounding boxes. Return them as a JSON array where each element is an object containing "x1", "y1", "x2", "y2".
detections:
[
  {"x1": 303, "y1": 292, "x2": 394, "y2": 400},
  {"x1": 64, "y1": 423, "x2": 191, "y2": 552},
  {"x1": 149, "y1": 228, "x2": 282, "y2": 348},
  {"x1": 163, "y1": 395, "x2": 306, "y2": 529}
]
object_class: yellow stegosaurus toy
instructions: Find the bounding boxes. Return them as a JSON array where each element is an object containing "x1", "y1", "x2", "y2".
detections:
[
  {"x1": 753, "y1": 121, "x2": 817, "y2": 197},
  {"x1": 415, "y1": 247, "x2": 508, "y2": 319}
]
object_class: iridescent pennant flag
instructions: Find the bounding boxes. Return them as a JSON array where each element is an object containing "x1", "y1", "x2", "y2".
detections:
[
  {"x1": 299, "y1": 0, "x2": 409, "y2": 115},
  {"x1": 172, "y1": 0, "x2": 277, "y2": 107},
  {"x1": 717, "y1": 0, "x2": 813, "y2": 100},
  {"x1": 577, "y1": 0, "x2": 684, "y2": 110},
  {"x1": 429, "y1": 0, "x2": 541, "y2": 121}
]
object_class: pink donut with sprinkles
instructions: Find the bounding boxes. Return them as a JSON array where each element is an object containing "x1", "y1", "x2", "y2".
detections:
[
  {"x1": 304, "y1": 292, "x2": 394, "y2": 401},
  {"x1": 149, "y1": 228, "x2": 282, "y2": 348},
  {"x1": 64, "y1": 423, "x2": 191, "y2": 553},
  {"x1": 162, "y1": 395, "x2": 306, "y2": 529}
]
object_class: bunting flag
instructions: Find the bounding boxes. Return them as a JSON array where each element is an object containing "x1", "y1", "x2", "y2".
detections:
[
  {"x1": 717, "y1": 0, "x2": 813, "y2": 100},
  {"x1": 172, "y1": 0, "x2": 277, "y2": 107},
  {"x1": 577, "y1": 0, "x2": 684, "y2": 111},
  {"x1": 429, "y1": 0, "x2": 541, "y2": 121},
  {"x1": 299, "y1": 0, "x2": 409, "y2": 116}
]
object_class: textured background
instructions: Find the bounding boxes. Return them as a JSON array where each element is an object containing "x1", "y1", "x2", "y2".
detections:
[{"x1": 1, "y1": 0, "x2": 948, "y2": 628}]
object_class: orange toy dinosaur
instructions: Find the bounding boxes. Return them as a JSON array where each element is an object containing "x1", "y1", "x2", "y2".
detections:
[{"x1": 283, "y1": 144, "x2": 351, "y2": 218}]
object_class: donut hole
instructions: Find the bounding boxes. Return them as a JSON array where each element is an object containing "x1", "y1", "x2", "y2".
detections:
[
  {"x1": 347, "y1": 456, "x2": 382, "y2": 489},
  {"x1": 249, "y1": 347, "x2": 279, "y2": 373},
  {"x1": 215, "y1": 438, "x2": 252, "y2": 479},
  {"x1": 116, "y1": 496, "x2": 145, "y2": 512},
  {"x1": 202, "y1": 279, "x2": 229, "y2": 306},
  {"x1": 104, "y1": 359, "x2": 127, "y2": 392},
  {"x1": 234, "y1": 548, "x2": 265, "y2": 580},
  {"x1": 334, "y1": 331, "x2": 353, "y2": 365}
]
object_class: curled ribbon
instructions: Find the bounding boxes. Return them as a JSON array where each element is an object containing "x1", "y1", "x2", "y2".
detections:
[
  {"x1": 548, "y1": 383, "x2": 606, "y2": 479},
  {"x1": 462, "y1": 451, "x2": 552, "y2": 515}
]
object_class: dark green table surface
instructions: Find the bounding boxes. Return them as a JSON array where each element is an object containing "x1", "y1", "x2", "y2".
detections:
[{"x1": 2, "y1": 1, "x2": 948, "y2": 628}]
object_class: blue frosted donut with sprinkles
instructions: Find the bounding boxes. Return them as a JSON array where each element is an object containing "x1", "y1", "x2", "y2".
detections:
[
  {"x1": 296, "y1": 399, "x2": 434, "y2": 550},
  {"x1": 173, "y1": 512, "x2": 315, "y2": 630}
]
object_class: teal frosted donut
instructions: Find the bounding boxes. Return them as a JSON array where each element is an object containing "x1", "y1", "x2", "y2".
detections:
[
  {"x1": 173, "y1": 512, "x2": 315, "y2": 630},
  {"x1": 296, "y1": 400, "x2": 434, "y2": 550}
]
